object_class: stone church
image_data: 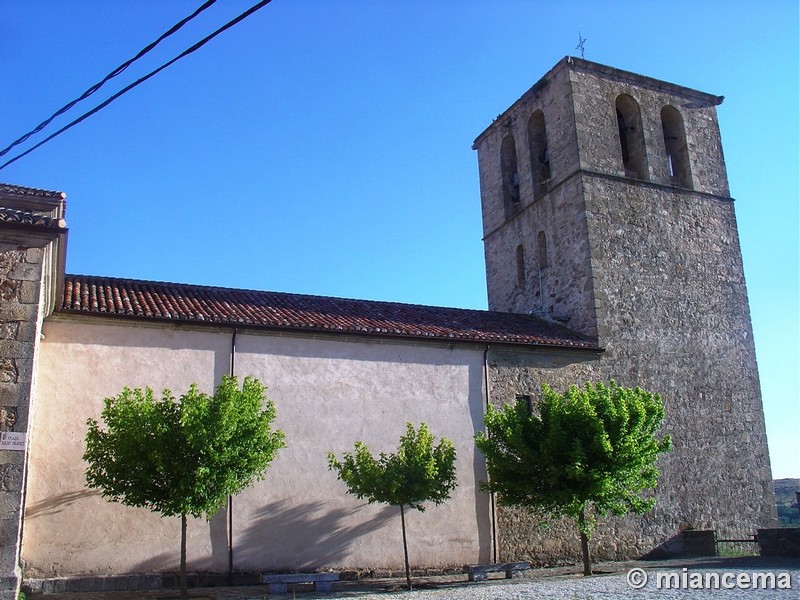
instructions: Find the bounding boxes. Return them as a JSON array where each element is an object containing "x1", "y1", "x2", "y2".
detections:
[{"x1": 0, "y1": 57, "x2": 776, "y2": 596}]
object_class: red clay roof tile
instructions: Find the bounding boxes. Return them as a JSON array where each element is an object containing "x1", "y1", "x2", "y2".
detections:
[{"x1": 58, "y1": 274, "x2": 601, "y2": 350}]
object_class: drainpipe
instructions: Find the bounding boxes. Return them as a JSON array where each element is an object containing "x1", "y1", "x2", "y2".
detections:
[
  {"x1": 228, "y1": 328, "x2": 237, "y2": 583},
  {"x1": 483, "y1": 345, "x2": 498, "y2": 563}
]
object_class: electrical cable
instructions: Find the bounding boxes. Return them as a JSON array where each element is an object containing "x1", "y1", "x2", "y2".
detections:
[
  {"x1": 0, "y1": 0, "x2": 218, "y2": 160},
  {"x1": 0, "y1": 0, "x2": 273, "y2": 171}
]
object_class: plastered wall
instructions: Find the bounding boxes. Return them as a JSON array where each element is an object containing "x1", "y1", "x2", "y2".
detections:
[{"x1": 22, "y1": 318, "x2": 492, "y2": 577}]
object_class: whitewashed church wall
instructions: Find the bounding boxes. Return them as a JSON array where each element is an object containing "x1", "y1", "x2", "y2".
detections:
[
  {"x1": 231, "y1": 332, "x2": 491, "y2": 572},
  {"x1": 23, "y1": 318, "x2": 230, "y2": 578},
  {"x1": 22, "y1": 317, "x2": 491, "y2": 577}
]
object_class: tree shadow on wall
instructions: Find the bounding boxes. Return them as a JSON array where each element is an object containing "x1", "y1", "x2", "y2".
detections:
[
  {"x1": 127, "y1": 509, "x2": 228, "y2": 574},
  {"x1": 24, "y1": 489, "x2": 102, "y2": 519},
  {"x1": 235, "y1": 500, "x2": 396, "y2": 571}
]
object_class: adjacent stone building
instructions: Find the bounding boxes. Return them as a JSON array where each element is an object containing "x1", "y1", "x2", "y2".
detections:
[
  {"x1": 0, "y1": 188, "x2": 66, "y2": 599},
  {"x1": 0, "y1": 57, "x2": 776, "y2": 596}
]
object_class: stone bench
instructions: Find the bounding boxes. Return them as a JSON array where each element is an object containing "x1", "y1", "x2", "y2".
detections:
[
  {"x1": 260, "y1": 572, "x2": 339, "y2": 593},
  {"x1": 465, "y1": 561, "x2": 531, "y2": 582}
]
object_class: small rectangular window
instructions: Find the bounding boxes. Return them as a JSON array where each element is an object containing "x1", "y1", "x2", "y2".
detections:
[{"x1": 516, "y1": 394, "x2": 533, "y2": 415}]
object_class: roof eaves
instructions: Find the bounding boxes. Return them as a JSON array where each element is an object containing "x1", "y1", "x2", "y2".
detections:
[
  {"x1": 54, "y1": 304, "x2": 603, "y2": 352},
  {"x1": 57, "y1": 274, "x2": 603, "y2": 352}
]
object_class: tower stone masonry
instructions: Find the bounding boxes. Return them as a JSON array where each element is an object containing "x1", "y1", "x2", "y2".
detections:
[{"x1": 473, "y1": 57, "x2": 776, "y2": 563}]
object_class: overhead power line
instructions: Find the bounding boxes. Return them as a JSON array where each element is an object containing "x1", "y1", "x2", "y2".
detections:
[
  {"x1": 0, "y1": 0, "x2": 273, "y2": 172},
  {"x1": 0, "y1": 0, "x2": 218, "y2": 160}
]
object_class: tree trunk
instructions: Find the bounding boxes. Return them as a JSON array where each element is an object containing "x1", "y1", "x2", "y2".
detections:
[
  {"x1": 577, "y1": 506, "x2": 592, "y2": 576},
  {"x1": 227, "y1": 495, "x2": 233, "y2": 585},
  {"x1": 399, "y1": 504, "x2": 412, "y2": 590},
  {"x1": 180, "y1": 513, "x2": 188, "y2": 600}
]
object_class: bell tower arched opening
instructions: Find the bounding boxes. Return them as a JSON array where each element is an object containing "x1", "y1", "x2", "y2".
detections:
[{"x1": 615, "y1": 94, "x2": 648, "y2": 180}]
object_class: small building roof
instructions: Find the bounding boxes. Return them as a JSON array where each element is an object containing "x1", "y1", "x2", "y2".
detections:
[
  {"x1": 0, "y1": 206, "x2": 65, "y2": 229},
  {"x1": 0, "y1": 182, "x2": 67, "y2": 232},
  {"x1": 0, "y1": 183, "x2": 65, "y2": 200},
  {"x1": 59, "y1": 274, "x2": 601, "y2": 351}
]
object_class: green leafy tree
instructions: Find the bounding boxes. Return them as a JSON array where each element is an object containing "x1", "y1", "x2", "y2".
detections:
[
  {"x1": 328, "y1": 422, "x2": 457, "y2": 590},
  {"x1": 475, "y1": 381, "x2": 671, "y2": 576},
  {"x1": 84, "y1": 375, "x2": 286, "y2": 600}
]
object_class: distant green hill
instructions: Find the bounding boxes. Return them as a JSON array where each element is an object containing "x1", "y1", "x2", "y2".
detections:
[{"x1": 775, "y1": 478, "x2": 800, "y2": 527}]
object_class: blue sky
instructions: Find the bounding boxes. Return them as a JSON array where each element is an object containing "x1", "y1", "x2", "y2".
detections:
[{"x1": 1, "y1": 1, "x2": 797, "y2": 479}]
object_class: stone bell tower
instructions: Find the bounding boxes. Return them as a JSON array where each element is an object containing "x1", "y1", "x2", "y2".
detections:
[
  {"x1": 473, "y1": 56, "x2": 736, "y2": 343},
  {"x1": 473, "y1": 57, "x2": 775, "y2": 562}
]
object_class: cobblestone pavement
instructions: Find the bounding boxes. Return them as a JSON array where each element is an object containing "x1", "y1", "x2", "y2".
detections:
[{"x1": 31, "y1": 557, "x2": 799, "y2": 600}]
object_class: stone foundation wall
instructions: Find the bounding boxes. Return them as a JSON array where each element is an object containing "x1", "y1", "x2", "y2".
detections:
[
  {"x1": 681, "y1": 530, "x2": 718, "y2": 557},
  {"x1": 758, "y1": 529, "x2": 800, "y2": 558}
]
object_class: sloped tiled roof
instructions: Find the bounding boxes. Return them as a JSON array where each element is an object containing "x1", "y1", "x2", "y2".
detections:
[
  {"x1": 59, "y1": 275, "x2": 601, "y2": 351},
  {"x1": 0, "y1": 206, "x2": 64, "y2": 229},
  {"x1": 0, "y1": 183, "x2": 65, "y2": 199},
  {"x1": 0, "y1": 183, "x2": 67, "y2": 232}
]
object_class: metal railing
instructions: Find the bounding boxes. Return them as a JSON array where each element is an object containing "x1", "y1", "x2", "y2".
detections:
[{"x1": 715, "y1": 530, "x2": 759, "y2": 557}]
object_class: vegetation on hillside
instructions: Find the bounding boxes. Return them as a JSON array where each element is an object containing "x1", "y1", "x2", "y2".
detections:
[{"x1": 775, "y1": 478, "x2": 800, "y2": 527}]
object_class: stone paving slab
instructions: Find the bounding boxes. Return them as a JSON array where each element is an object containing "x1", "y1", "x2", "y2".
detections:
[{"x1": 25, "y1": 556, "x2": 800, "y2": 600}]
